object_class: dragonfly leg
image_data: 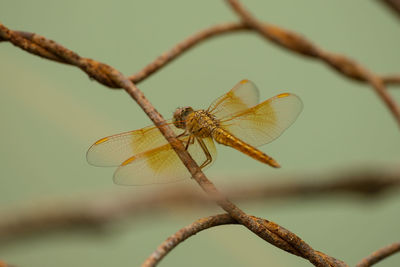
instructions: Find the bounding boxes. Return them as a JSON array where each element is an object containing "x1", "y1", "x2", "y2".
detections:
[
  {"x1": 185, "y1": 135, "x2": 193, "y2": 150},
  {"x1": 176, "y1": 130, "x2": 189, "y2": 138},
  {"x1": 176, "y1": 131, "x2": 193, "y2": 150},
  {"x1": 196, "y1": 137, "x2": 212, "y2": 169}
]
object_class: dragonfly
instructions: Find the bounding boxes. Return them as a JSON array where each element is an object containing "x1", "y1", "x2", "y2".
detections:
[{"x1": 87, "y1": 79, "x2": 303, "y2": 185}]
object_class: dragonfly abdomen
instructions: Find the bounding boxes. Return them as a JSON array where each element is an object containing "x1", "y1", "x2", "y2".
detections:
[{"x1": 212, "y1": 128, "x2": 280, "y2": 168}]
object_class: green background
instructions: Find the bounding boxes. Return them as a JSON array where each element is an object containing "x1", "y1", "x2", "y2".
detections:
[{"x1": 1, "y1": 0, "x2": 399, "y2": 266}]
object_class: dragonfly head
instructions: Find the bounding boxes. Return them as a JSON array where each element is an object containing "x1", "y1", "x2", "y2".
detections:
[{"x1": 173, "y1": 106, "x2": 194, "y2": 129}]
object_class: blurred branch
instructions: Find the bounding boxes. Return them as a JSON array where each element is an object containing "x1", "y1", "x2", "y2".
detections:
[
  {"x1": 380, "y1": 0, "x2": 400, "y2": 18},
  {"x1": 0, "y1": 261, "x2": 15, "y2": 267},
  {"x1": 356, "y1": 241, "x2": 400, "y2": 267},
  {"x1": 0, "y1": 168, "x2": 398, "y2": 243},
  {"x1": 381, "y1": 74, "x2": 400, "y2": 85}
]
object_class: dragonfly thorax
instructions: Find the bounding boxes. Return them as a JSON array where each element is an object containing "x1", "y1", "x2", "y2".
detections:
[
  {"x1": 173, "y1": 107, "x2": 219, "y2": 138},
  {"x1": 185, "y1": 110, "x2": 219, "y2": 138}
]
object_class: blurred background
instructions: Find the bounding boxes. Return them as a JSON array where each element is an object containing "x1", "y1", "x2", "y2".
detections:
[{"x1": 1, "y1": 0, "x2": 399, "y2": 266}]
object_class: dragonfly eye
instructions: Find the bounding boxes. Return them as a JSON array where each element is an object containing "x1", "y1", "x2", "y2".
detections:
[
  {"x1": 183, "y1": 107, "x2": 194, "y2": 116},
  {"x1": 173, "y1": 107, "x2": 194, "y2": 129}
]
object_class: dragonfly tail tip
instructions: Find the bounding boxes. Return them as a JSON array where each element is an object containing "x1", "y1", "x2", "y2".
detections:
[{"x1": 269, "y1": 159, "x2": 281, "y2": 168}]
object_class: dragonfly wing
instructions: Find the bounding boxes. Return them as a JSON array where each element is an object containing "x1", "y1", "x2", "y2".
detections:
[
  {"x1": 220, "y1": 93, "x2": 303, "y2": 147},
  {"x1": 113, "y1": 137, "x2": 217, "y2": 185},
  {"x1": 86, "y1": 121, "x2": 183, "y2": 167},
  {"x1": 207, "y1": 79, "x2": 260, "y2": 120}
]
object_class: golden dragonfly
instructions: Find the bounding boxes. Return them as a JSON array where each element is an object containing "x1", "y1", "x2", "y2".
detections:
[{"x1": 87, "y1": 80, "x2": 303, "y2": 185}]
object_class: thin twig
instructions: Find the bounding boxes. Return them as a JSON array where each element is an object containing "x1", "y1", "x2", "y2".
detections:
[
  {"x1": 141, "y1": 214, "x2": 236, "y2": 267},
  {"x1": 226, "y1": 0, "x2": 400, "y2": 127},
  {"x1": 129, "y1": 23, "x2": 249, "y2": 83},
  {"x1": 382, "y1": 74, "x2": 400, "y2": 85},
  {"x1": 356, "y1": 242, "x2": 400, "y2": 267},
  {"x1": 0, "y1": 169, "x2": 398, "y2": 243},
  {"x1": 0, "y1": 21, "x2": 343, "y2": 266}
]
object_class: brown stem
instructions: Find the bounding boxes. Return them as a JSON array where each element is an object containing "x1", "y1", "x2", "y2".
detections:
[
  {"x1": 380, "y1": 0, "x2": 400, "y2": 19},
  {"x1": 382, "y1": 74, "x2": 400, "y2": 85},
  {"x1": 356, "y1": 242, "x2": 400, "y2": 267}
]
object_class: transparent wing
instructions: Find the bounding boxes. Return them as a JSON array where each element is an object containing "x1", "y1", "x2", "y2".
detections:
[
  {"x1": 207, "y1": 79, "x2": 260, "y2": 120},
  {"x1": 86, "y1": 120, "x2": 183, "y2": 167},
  {"x1": 113, "y1": 137, "x2": 217, "y2": 185},
  {"x1": 220, "y1": 93, "x2": 303, "y2": 147}
]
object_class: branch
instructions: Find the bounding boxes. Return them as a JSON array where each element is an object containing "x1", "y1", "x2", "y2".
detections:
[
  {"x1": 356, "y1": 242, "x2": 400, "y2": 267},
  {"x1": 0, "y1": 22, "x2": 342, "y2": 266},
  {"x1": 142, "y1": 213, "x2": 345, "y2": 267},
  {"x1": 226, "y1": 0, "x2": 400, "y2": 127}
]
